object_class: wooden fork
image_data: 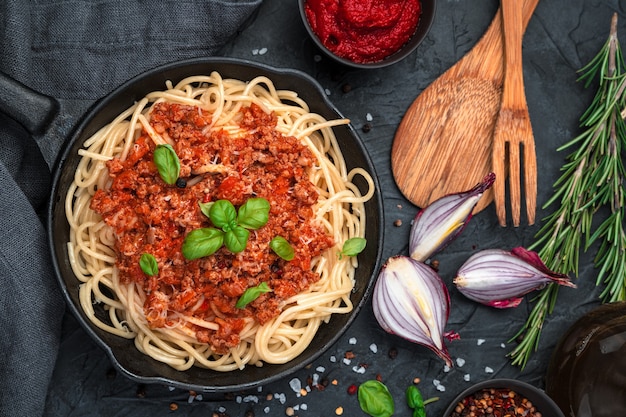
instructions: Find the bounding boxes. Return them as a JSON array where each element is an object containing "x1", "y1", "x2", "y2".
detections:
[{"x1": 492, "y1": 0, "x2": 537, "y2": 227}]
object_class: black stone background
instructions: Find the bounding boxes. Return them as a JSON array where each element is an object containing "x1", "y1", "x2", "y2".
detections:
[{"x1": 42, "y1": 1, "x2": 626, "y2": 416}]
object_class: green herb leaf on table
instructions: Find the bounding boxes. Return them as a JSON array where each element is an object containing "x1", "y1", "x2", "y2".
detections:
[
  {"x1": 509, "y1": 13, "x2": 626, "y2": 369},
  {"x1": 236, "y1": 282, "x2": 272, "y2": 309},
  {"x1": 270, "y1": 236, "x2": 295, "y2": 261},
  {"x1": 357, "y1": 380, "x2": 394, "y2": 417},
  {"x1": 139, "y1": 253, "x2": 159, "y2": 276},
  {"x1": 209, "y1": 200, "x2": 238, "y2": 229},
  {"x1": 153, "y1": 144, "x2": 180, "y2": 185}
]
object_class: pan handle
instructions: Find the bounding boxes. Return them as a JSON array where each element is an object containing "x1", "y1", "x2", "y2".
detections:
[{"x1": 0, "y1": 71, "x2": 59, "y2": 136}]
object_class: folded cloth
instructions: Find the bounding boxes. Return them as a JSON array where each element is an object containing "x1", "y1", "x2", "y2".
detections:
[{"x1": 0, "y1": 1, "x2": 262, "y2": 416}]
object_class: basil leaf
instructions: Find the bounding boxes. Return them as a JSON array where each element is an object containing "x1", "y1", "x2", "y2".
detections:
[
  {"x1": 182, "y1": 228, "x2": 224, "y2": 260},
  {"x1": 270, "y1": 236, "x2": 295, "y2": 261},
  {"x1": 209, "y1": 200, "x2": 237, "y2": 229},
  {"x1": 237, "y1": 197, "x2": 270, "y2": 230},
  {"x1": 139, "y1": 253, "x2": 159, "y2": 276},
  {"x1": 199, "y1": 201, "x2": 214, "y2": 219},
  {"x1": 340, "y1": 237, "x2": 367, "y2": 258},
  {"x1": 236, "y1": 282, "x2": 272, "y2": 309},
  {"x1": 224, "y1": 225, "x2": 249, "y2": 253},
  {"x1": 406, "y1": 386, "x2": 426, "y2": 417},
  {"x1": 358, "y1": 380, "x2": 394, "y2": 417},
  {"x1": 153, "y1": 144, "x2": 180, "y2": 185}
]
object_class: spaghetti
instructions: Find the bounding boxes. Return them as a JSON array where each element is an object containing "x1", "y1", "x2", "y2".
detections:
[{"x1": 65, "y1": 72, "x2": 374, "y2": 371}]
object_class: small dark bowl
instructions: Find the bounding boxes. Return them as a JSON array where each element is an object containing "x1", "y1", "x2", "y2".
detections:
[
  {"x1": 441, "y1": 379, "x2": 565, "y2": 417},
  {"x1": 298, "y1": 0, "x2": 435, "y2": 69},
  {"x1": 48, "y1": 57, "x2": 384, "y2": 393}
]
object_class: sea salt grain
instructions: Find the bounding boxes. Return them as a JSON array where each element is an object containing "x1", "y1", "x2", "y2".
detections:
[
  {"x1": 369, "y1": 343, "x2": 378, "y2": 353},
  {"x1": 477, "y1": 339, "x2": 486, "y2": 346},
  {"x1": 316, "y1": 366, "x2": 326, "y2": 373},
  {"x1": 485, "y1": 366, "x2": 494, "y2": 374},
  {"x1": 342, "y1": 358, "x2": 352, "y2": 365},
  {"x1": 464, "y1": 374, "x2": 471, "y2": 382},
  {"x1": 289, "y1": 378, "x2": 302, "y2": 395},
  {"x1": 264, "y1": 406, "x2": 271, "y2": 414},
  {"x1": 366, "y1": 113, "x2": 373, "y2": 122},
  {"x1": 443, "y1": 365, "x2": 451, "y2": 373},
  {"x1": 330, "y1": 355, "x2": 337, "y2": 363},
  {"x1": 433, "y1": 379, "x2": 445, "y2": 392},
  {"x1": 501, "y1": 343, "x2": 506, "y2": 348},
  {"x1": 456, "y1": 357, "x2": 466, "y2": 367},
  {"x1": 349, "y1": 337, "x2": 357, "y2": 345},
  {"x1": 352, "y1": 365, "x2": 366, "y2": 374}
]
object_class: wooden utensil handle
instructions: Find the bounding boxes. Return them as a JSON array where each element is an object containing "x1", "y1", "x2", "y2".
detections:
[{"x1": 501, "y1": 0, "x2": 526, "y2": 109}]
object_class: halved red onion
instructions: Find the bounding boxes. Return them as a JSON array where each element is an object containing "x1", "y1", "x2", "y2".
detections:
[
  {"x1": 454, "y1": 247, "x2": 577, "y2": 308},
  {"x1": 372, "y1": 256, "x2": 456, "y2": 366},
  {"x1": 409, "y1": 173, "x2": 496, "y2": 262}
]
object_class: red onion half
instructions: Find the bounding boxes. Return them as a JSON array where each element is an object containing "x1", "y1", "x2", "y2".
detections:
[
  {"x1": 372, "y1": 256, "x2": 456, "y2": 366},
  {"x1": 454, "y1": 247, "x2": 577, "y2": 308},
  {"x1": 409, "y1": 173, "x2": 495, "y2": 262}
]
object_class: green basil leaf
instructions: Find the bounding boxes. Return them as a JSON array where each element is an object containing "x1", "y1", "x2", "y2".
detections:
[
  {"x1": 139, "y1": 253, "x2": 159, "y2": 276},
  {"x1": 237, "y1": 197, "x2": 270, "y2": 230},
  {"x1": 270, "y1": 236, "x2": 295, "y2": 261},
  {"x1": 182, "y1": 228, "x2": 224, "y2": 260},
  {"x1": 358, "y1": 380, "x2": 394, "y2": 417},
  {"x1": 209, "y1": 200, "x2": 237, "y2": 229},
  {"x1": 236, "y1": 282, "x2": 272, "y2": 309},
  {"x1": 224, "y1": 225, "x2": 249, "y2": 253},
  {"x1": 153, "y1": 144, "x2": 180, "y2": 185},
  {"x1": 340, "y1": 237, "x2": 367, "y2": 258},
  {"x1": 199, "y1": 201, "x2": 214, "y2": 219},
  {"x1": 406, "y1": 386, "x2": 426, "y2": 417}
]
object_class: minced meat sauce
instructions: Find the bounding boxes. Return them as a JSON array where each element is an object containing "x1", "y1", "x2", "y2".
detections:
[{"x1": 90, "y1": 102, "x2": 335, "y2": 354}]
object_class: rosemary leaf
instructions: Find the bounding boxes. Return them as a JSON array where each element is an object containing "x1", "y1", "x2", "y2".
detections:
[{"x1": 508, "y1": 13, "x2": 626, "y2": 368}]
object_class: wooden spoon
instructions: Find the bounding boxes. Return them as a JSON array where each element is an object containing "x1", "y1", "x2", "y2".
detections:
[{"x1": 391, "y1": 0, "x2": 539, "y2": 212}]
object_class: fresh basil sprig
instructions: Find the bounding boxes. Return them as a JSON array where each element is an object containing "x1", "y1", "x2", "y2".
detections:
[
  {"x1": 236, "y1": 282, "x2": 272, "y2": 309},
  {"x1": 153, "y1": 144, "x2": 180, "y2": 185},
  {"x1": 139, "y1": 253, "x2": 159, "y2": 276},
  {"x1": 270, "y1": 236, "x2": 295, "y2": 261},
  {"x1": 406, "y1": 385, "x2": 438, "y2": 417},
  {"x1": 358, "y1": 380, "x2": 394, "y2": 417},
  {"x1": 182, "y1": 198, "x2": 270, "y2": 259},
  {"x1": 339, "y1": 237, "x2": 367, "y2": 259}
]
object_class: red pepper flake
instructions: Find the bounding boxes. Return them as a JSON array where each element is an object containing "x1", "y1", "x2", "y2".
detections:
[
  {"x1": 344, "y1": 351, "x2": 356, "y2": 360},
  {"x1": 449, "y1": 388, "x2": 542, "y2": 417},
  {"x1": 347, "y1": 384, "x2": 358, "y2": 395}
]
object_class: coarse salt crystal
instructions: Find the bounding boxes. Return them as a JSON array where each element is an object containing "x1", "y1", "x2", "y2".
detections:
[
  {"x1": 316, "y1": 366, "x2": 326, "y2": 373},
  {"x1": 236, "y1": 396, "x2": 242, "y2": 404},
  {"x1": 218, "y1": 406, "x2": 226, "y2": 413},
  {"x1": 168, "y1": 386, "x2": 175, "y2": 391},
  {"x1": 343, "y1": 358, "x2": 352, "y2": 365},
  {"x1": 325, "y1": 88, "x2": 331, "y2": 96},
  {"x1": 352, "y1": 365, "x2": 366, "y2": 374},
  {"x1": 276, "y1": 393, "x2": 286, "y2": 404},
  {"x1": 264, "y1": 406, "x2": 271, "y2": 414},
  {"x1": 289, "y1": 378, "x2": 302, "y2": 395},
  {"x1": 259, "y1": 47, "x2": 268, "y2": 55},
  {"x1": 433, "y1": 379, "x2": 441, "y2": 387},
  {"x1": 456, "y1": 358, "x2": 466, "y2": 367},
  {"x1": 349, "y1": 337, "x2": 357, "y2": 345},
  {"x1": 485, "y1": 366, "x2": 494, "y2": 374},
  {"x1": 314, "y1": 54, "x2": 322, "y2": 62},
  {"x1": 329, "y1": 355, "x2": 337, "y2": 363},
  {"x1": 464, "y1": 374, "x2": 471, "y2": 382},
  {"x1": 436, "y1": 384, "x2": 446, "y2": 392},
  {"x1": 443, "y1": 365, "x2": 451, "y2": 373},
  {"x1": 369, "y1": 343, "x2": 378, "y2": 353},
  {"x1": 477, "y1": 339, "x2": 486, "y2": 346},
  {"x1": 301, "y1": 404, "x2": 308, "y2": 411},
  {"x1": 501, "y1": 343, "x2": 506, "y2": 348},
  {"x1": 366, "y1": 113, "x2": 373, "y2": 121},
  {"x1": 243, "y1": 395, "x2": 259, "y2": 403}
]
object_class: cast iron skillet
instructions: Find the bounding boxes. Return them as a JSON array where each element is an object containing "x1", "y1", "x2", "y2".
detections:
[{"x1": 21, "y1": 57, "x2": 384, "y2": 392}]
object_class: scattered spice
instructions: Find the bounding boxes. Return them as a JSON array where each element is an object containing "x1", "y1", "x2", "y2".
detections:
[
  {"x1": 449, "y1": 388, "x2": 542, "y2": 417},
  {"x1": 388, "y1": 347, "x2": 398, "y2": 359},
  {"x1": 244, "y1": 411, "x2": 255, "y2": 417},
  {"x1": 285, "y1": 406, "x2": 295, "y2": 416},
  {"x1": 362, "y1": 123, "x2": 372, "y2": 133},
  {"x1": 136, "y1": 385, "x2": 146, "y2": 398},
  {"x1": 344, "y1": 351, "x2": 356, "y2": 360},
  {"x1": 335, "y1": 406, "x2": 344, "y2": 415},
  {"x1": 169, "y1": 402, "x2": 178, "y2": 411},
  {"x1": 347, "y1": 384, "x2": 358, "y2": 395},
  {"x1": 342, "y1": 83, "x2": 352, "y2": 93},
  {"x1": 394, "y1": 219, "x2": 403, "y2": 227}
]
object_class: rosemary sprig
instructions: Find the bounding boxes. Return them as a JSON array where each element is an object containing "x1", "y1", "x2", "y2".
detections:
[{"x1": 508, "y1": 13, "x2": 626, "y2": 368}]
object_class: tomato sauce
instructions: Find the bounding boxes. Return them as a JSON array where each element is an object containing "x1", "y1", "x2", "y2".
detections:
[
  {"x1": 90, "y1": 103, "x2": 335, "y2": 353},
  {"x1": 304, "y1": 0, "x2": 421, "y2": 64}
]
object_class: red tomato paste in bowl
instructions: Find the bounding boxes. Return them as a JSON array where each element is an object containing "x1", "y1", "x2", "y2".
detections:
[{"x1": 304, "y1": 0, "x2": 422, "y2": 64}]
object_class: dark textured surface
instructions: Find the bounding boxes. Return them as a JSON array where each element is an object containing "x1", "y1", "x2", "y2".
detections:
[{"x1": 19, "y1": 0, "x2": 626, "y2": 415}]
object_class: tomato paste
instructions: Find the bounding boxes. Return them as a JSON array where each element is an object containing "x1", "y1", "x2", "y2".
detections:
[{"x1": 304, "y1": 0, "x2": 422, "y2": 64}]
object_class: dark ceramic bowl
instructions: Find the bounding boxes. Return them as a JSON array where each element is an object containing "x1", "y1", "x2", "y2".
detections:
[
  {"x1": 441, "y1": 378, "x2": 565, "y2": 417},
  {"x1": 47, "y1": 57, "x2": 384, "y2": 393},
  {"x1": 298, "y1": 0, "x2": 435, "y2": 69},
  {"x1": 546, "y1": 301, "x2": 626, "y2": 417}
]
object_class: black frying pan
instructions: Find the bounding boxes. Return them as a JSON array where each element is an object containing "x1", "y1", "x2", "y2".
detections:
[{"x1": 3, "y1": 57, "x2": 384, "y2": 392}]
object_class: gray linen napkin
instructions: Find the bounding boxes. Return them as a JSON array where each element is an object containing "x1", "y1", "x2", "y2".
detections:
[{"x1": 0, "y1": 1, "x2": 261, "y2": 415}]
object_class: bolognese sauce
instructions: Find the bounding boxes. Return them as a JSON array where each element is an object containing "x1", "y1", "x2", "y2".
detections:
[{"x1": 90, "y1": 102, "x2": 335, "y2": 354}]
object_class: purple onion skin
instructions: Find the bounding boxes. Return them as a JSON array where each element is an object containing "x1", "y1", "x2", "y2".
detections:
[
  {"x1": 454, "y1": 247, "x2": 576, "y2": 308},
  {"x1": 372, "y1": 255, "x2": 455, "y2": 367},
  {"x1": 409, "y1": 173, "x2": 496, "y2": 262}
]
